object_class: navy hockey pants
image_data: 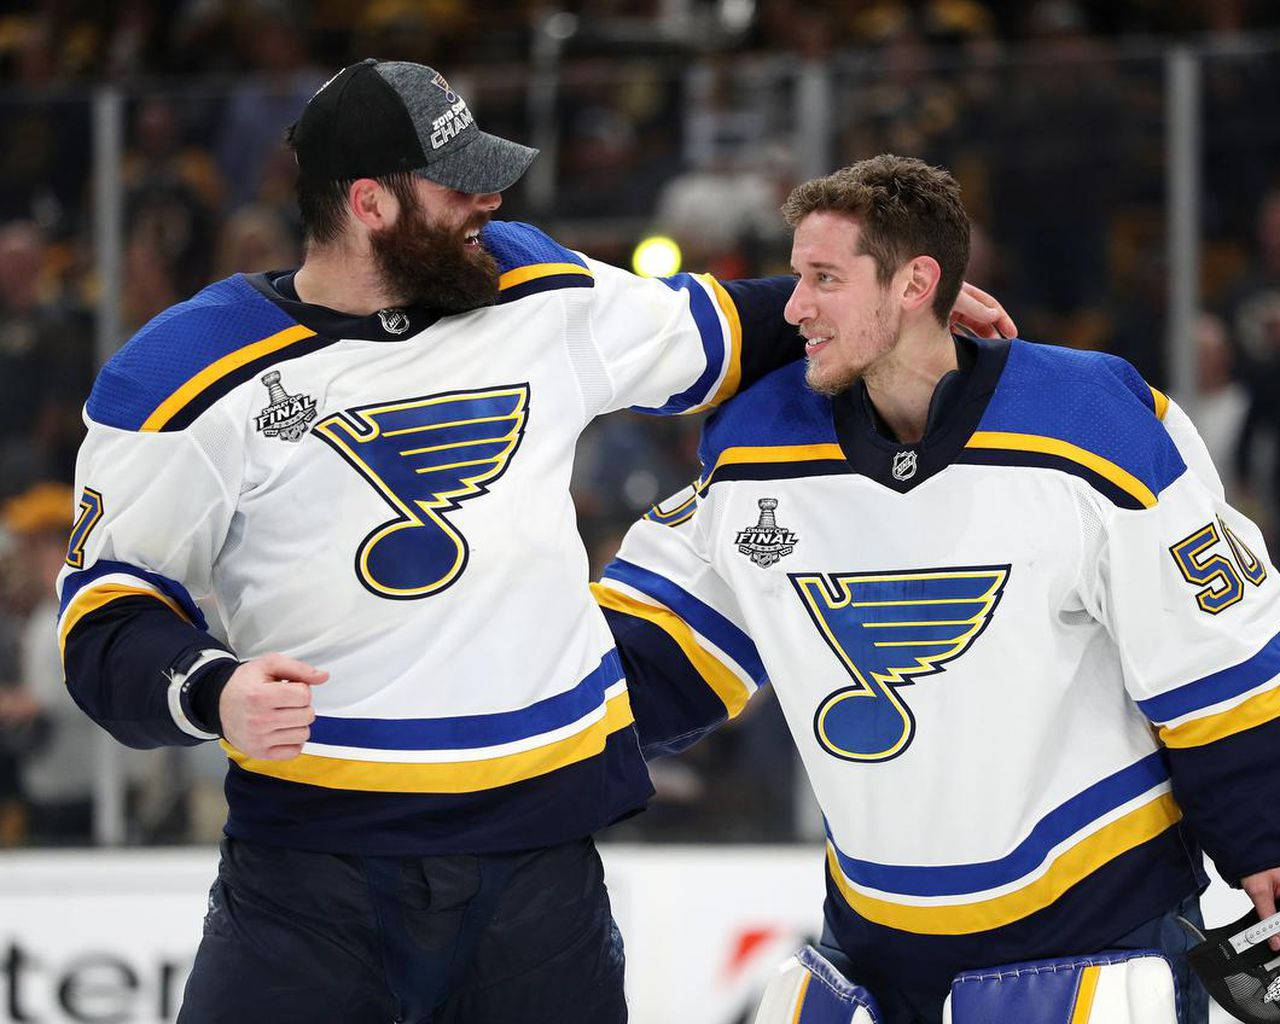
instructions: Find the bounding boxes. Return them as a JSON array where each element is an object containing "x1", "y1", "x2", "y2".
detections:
[
  {"x1": 818, "y1": 894, "x2": 1210, "y2": 1024},
  {"x1": 177, "y1": 835, "x2": 626, "y2": 1024}
]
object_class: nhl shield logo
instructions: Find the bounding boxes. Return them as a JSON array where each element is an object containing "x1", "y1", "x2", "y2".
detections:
[
  {"x1": 735, "y1": 498, "x2": 799, "y2": 568},
  {"x1": 892, "y1": 450, "x2": 918, "y2": 482},
  {"x1": 377, "y1": 308, "x2": 410, "y2": 335},
  {"x1": 255, "y1": 371, "x2": 317, "y2": 442}
]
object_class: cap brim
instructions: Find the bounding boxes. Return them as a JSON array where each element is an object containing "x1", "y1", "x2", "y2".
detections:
[{"x1": 416, "y1": 131, "x2": 539, "y2": 194}]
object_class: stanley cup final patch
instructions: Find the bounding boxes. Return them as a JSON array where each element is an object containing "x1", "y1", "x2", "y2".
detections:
[
  {"x1": 255, "y1": 371, "x2": 318, "y2": 442},
  {"x1": 735, "y1": 498, "x2": 799, "y2": 568}
]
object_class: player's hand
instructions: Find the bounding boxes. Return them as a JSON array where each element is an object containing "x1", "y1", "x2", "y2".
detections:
[
  {"x1": 219, "y1": 653, "x2": 328, "y2": 761},
  {"x1": 1241, "y1": 867, "x2": 1280, "y2": 951},
  {"x1": 951, "y1": 282, "x2": 1017, "y2": 340}
]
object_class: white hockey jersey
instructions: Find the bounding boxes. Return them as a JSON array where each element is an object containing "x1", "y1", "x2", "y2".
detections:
[
  {"x1": 57, "y1": 221, "x2": 797, "y2": 854},
  {"x1": 597, "y1": 338, "x2": 1280, "y2": 1008}
]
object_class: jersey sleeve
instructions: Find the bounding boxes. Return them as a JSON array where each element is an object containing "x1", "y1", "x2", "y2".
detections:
[
  {"x1": 1084, "y1": 398, "x2": 1280, "y2": 883},
  {"x1": 591, "y1": 483, "x2": 769, "y2": 758},
  {"x1": 583, "y1": 259, "x2": 799, "y2": 416},
  {"x1": 57, "y1": 370, "x2": 244, "y2": 749}
]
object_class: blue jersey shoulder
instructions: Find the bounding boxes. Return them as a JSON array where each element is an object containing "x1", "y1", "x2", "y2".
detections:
[
  {"x1": 87, "y1": 275, "x2": 306, "y2": 432},
  {"x1": 978, "y1": 340, "x2": 1185, "y2": 497},
  {"x1": 483, "y1": 222, "x2": 594, "y2": 302},
  {"x1": 699, "y1": 360, "x2": 834, "y2": 471}
]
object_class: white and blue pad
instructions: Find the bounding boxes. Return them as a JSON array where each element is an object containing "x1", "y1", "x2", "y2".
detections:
[
  {"x1": 943, "y1": 949, "x2": 1177, "y2": 1024},
  {"x1": 753, "y1": 945, "x2": 882, "y2": 1024}
]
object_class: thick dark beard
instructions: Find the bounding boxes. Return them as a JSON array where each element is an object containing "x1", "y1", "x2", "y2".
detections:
[{"x1": 369, "y1": 199, "x2": 500, "y2": 314}]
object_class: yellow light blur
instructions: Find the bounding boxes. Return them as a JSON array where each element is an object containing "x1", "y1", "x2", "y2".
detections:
[{"x1": 632, "y1": 236, "x2": 682, "y2": 278}]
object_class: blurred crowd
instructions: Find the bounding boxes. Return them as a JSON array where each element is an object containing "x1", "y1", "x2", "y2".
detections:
[{"x1": 1, "y1": 0, "x2": 1279, "y2": 847}]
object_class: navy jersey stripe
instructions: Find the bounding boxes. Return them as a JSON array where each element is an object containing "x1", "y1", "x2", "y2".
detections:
[
  {"x1": 309, "y1": 651, "x2": 621, "y2": 750},
  {"x1": 700, "y1": 459, "x2": 852, "y2": 492},
  {"x1": 828, "y1": 752, "x2": 1169, "y2": 897},
  {"x1": 823, "y1": 824, "x2": 1204, "y2": 1017},
  {"x1": 955, "y1": 447, "x2": 1145, "y2": 509},
  {"x1": 222, "y1": 725, "x2": 655, "y2": 855}
]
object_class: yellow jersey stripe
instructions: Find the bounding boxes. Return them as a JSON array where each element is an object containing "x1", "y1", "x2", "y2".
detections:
[
  {"x1": 702, "y1": 443, "x2": 847, "y2": 490},
  {"x1": 966, "y1": 431, "x2": 1158, "y2": 508},
  {"x1": 826, "y1": 792, "x2": 1182, "y2": 935},
  {"x1": 498, "y1": 262, "x2": 594, "y2": 291},
  {"x1": 700, "y1": 274, "x2": 743, "y2": 409},
  {"x1": 140, "y1": 323, "x2": 317, "y2": 431},
  {"x1": 59, "y1": 583, "x2": 191, "y2": 659},
  {"x1": 591, "y1": 582, "x2": 753, "y2": 718},
  {"x1": 224, "y1": 690, "x2": 634, "y2": 794},
  {"x1": 1070, "y1": 965, "x2": 1102, "y2": 1024},
  {"x1": 790, "y1": 972, "x2": 811, "y2": 1024},
  {"x1": 1159, "y1": 684, "x2": 1280, "y2": 748},
  {"x1": 1149, "y1": 387, "x2": 1169, "y2": 421}
]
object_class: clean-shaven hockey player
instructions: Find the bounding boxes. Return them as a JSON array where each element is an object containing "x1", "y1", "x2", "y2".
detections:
[
  {"x1": 57, "y1": 61, "x2": 1016, "y2": 1024},
  {"x1": 596, "y1": 156, "x2": 1280, "y2": 1024}
]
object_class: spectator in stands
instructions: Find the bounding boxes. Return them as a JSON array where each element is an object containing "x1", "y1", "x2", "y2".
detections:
[
  {"x1": 1, "y1": 483, "x2": 103, "y2": 844},
  {"x1": 213, "y1": 204, "x2": 299, "y2": 281},
  {"x1": 214, "y1": 4, "x2": 325, "y2": 208},
  {"x1": 1179, "y1": 313, "x2": 1253, "y2": 505},
  {"x1": 1226, "y1": 187, "x2": 1280, "y2": 546},
  {"x1": 0, "y1": 222, "x2": 93, "y2": 493}
]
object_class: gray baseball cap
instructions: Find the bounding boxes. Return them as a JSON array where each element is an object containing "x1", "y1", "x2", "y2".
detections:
[{"x1": 289, "y1": 59, "x2": 538, "y2": 194}]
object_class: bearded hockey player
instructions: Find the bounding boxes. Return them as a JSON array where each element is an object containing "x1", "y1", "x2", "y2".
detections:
[{"x1": 596, "y1": 155, "x2": 1280, "y2": 1024}]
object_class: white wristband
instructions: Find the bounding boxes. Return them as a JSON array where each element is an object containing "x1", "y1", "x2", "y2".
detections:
[{"x1": 165, "y1": 649, "x2": 238, "y2": 740}]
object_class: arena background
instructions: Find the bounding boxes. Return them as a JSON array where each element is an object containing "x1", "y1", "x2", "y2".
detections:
[{"x1": 1, "y1": 1, "x2": 1279, "y2": 1021}]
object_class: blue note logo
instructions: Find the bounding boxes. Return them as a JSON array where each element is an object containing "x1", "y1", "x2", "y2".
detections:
[
  {"x1": 314, "y1": 384, "x2": 530, "y2": 599},
  {"x1": 790, "y1": 566, "x2": 1010, "y2": 762}
]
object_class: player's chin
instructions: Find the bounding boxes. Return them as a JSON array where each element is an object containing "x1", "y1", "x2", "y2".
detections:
[{"x1": 804, "y1": 358, "x2": 850, "y2": 398}]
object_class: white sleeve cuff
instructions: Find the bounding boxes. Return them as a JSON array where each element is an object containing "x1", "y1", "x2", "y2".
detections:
[{"x1": 166, "y1": 649, "x2": 237, "y2": 740}]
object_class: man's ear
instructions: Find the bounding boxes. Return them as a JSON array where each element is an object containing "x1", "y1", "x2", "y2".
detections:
[
  {"x1": 899, "y1": 255, "x2": 941, "y2": 315},
  {"x1": 348, "y1": 178, "x2": 396, "y2": 233}
]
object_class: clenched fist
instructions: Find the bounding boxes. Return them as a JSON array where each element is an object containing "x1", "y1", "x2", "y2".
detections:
[{"x1": 219, "y1": 653, "x2": 328, "y2": 761}]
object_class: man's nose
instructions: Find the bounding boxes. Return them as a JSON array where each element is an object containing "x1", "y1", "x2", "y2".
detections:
[{"x1": 784, "y1": 280, "x2": 812, "y2": 326}]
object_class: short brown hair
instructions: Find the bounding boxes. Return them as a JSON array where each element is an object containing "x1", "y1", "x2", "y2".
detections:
[{"x1": 782, "y1": 155, "x2": 969, "y2": 325}]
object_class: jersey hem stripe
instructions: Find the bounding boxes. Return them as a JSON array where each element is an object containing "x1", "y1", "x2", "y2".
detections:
[
  {"x1": 824, "y1": 751, "x2": 1170, "y2": 896},
  {"x1": 825, "y1": 792, "x2": 1182, "y2": 934},
  {"x1": 222, "y1": 689, "x2": 635, "y2": 793},
  {"x1": 307, "y1": 651, "x2": 624, "y2": 750}
]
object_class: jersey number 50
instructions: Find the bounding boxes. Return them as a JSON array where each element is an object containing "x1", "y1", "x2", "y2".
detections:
[{"x1": 1169, "y1": 517, "x2": 1267, "y2": 615}]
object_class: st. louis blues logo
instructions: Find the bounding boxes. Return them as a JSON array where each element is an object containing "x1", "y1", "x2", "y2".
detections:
[
  {"x1": 313, "y1": 384, "x2": 530, "y2": 599},
  {"x1": 790, "y1": 566, "x2": 1010, "y2": 762}
]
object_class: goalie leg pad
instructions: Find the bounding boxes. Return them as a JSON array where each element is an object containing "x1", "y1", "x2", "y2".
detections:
[
  {"x1": 752, "y1": 945, "x2": 882, "y2": 1024},
  {"x1": 943, "y1": 949, "x2": 1177, "y2": 1024}
]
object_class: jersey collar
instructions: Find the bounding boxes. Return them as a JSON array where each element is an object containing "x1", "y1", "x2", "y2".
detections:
[
  {"x1": 244, "y1": 271, "x2": 447, "y2": 343},
  {"x1": 831, "y1": 335, "x2": 1012, "y2": 492}
]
